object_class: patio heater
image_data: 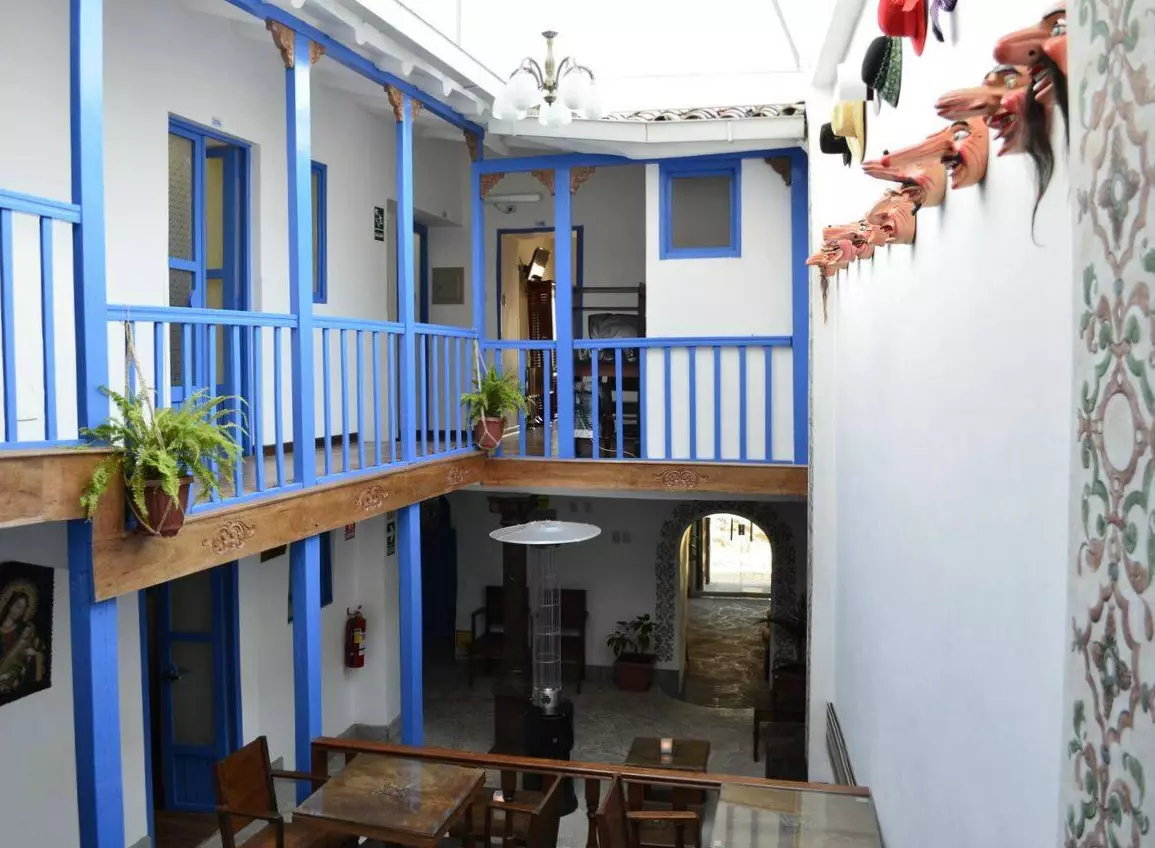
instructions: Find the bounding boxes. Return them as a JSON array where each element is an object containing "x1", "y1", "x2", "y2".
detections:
[{"x1": 489, "y1": 520, "x2": 600, "y2": 812}]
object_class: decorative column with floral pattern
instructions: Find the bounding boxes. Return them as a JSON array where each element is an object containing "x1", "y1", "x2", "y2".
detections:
[{"x1": 1063, "y1": 1, "x2": 1155, "y2": 844}]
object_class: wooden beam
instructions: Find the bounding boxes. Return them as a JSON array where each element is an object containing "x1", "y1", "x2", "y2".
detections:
[
  {"x1": 481, "y1": 458, "x2": 808, "y2": 497},
  {"x1": 0, "y1": 448, "x2": 113, "y2": 528},
  {"x1": 92, "y1": 453, "x2": 484, "y2": 600}
]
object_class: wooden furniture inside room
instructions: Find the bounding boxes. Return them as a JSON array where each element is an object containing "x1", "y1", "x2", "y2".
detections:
[
  {"x1": 451, "y1": 768, "x2": 563, "y2": 848},
  {"x1": 524, "y1": 272, "x2": 557, "y2": 427},
  {"x1": 213, "y1": 736, "x2": 356, "y2": 848},
  {"x1": 752, "y1": 661, "x2": 807, "y2": 768},
  {"x1": 573, "y1": 282, "x2": 646, "y2": 458},
  {"x1": 468, "y1": 585, "x2": 509, "y2": 687},
  {"x1": 596, "y1": 775, "x2": 701, "y2": 848},
  {"x1": 469, "y1": 584, "x2": 588, "y2": 689}
]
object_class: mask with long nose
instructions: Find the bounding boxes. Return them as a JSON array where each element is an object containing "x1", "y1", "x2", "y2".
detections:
[
  {"x1": 990, "y1": 87, "x2": 1032, "y2": 156},
  {"x1": 935, "y1": 65, "x2": 1030, "y2": 121},
  {"x1": 994, "y1": 6, "x2": 1067, "y2": 125},
  {"x1": 862, "y1": 157, "x2": 948, "y2": 207},
  {"x1": 824, "y1": 223, "x2": 877, "y2": 261},
  {"x1": 866, "y1": 190, "x2": 918, "y2": 245},
  {"x1": 878, "y1": 118, "x2": 991, "y2": 192}
]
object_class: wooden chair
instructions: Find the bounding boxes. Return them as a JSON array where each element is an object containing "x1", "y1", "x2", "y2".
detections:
[
  {"x1": 451, "y1": 771, "x2": 563, "y2": 848},
  {"x1": 559, "y1": 588, "x2": 588, "y2": 693},
  {"x1": 213, "y1": 736, "x2": 355, "y2": 848},
  {"x1": 596, "y1": 776, "x2": 700, "y2": 848},
  {"x1": 468, "y1": 585, "x2": 506, "y2": 686}
]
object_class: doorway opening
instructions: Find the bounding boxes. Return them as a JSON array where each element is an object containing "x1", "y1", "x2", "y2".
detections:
[
  {"x1": 686, "y1": 513, "x2": 772, "y2": 597},
  {"x1": 143, "y1": 563, "x2": 242, "y2": 844}
]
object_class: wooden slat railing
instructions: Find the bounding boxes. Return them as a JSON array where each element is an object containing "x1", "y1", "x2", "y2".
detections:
[{"x1": 311, "y1": 738, "x2": 871, "y2": 848}]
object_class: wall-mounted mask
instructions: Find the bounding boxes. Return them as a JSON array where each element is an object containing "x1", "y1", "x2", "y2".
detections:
[
  {"x1": 883, "y1": 118, "x2": 991, "y2": 189},
  {"x1": 823, "y1": 224, "x2": 876, "y2": 260},
  {"x1": 993, "y1": 5, "x2": 1067, "y2": 132},
  {"x1": 935, "y1": 65, "x2": 1029, "y2": 121},
  {"x1": 990, "y1": 87, "x2": 1031, "y2": 156},
  {"x1": 862, "y1": 157, "x2": 948, "y2": 207},
  {"x1": 866, "y1": 190, "x2": 918, "y2": 245}
]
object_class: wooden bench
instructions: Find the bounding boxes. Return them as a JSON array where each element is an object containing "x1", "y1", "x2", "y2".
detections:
[{"x1": 214, "y1": 736, "x2": 357, "y2": 848}]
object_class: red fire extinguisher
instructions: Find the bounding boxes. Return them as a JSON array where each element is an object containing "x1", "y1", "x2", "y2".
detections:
[{"x1": 345, "y1": 606, "x2": 366, "y2": 668}]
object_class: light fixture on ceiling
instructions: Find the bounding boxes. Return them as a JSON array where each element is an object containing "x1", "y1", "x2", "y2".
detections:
[
  {"x1": 491, "y1": 31, "x2": 604, "y2": 127},
  {"x1": 487, "y1": 191, "x2": 543, "y2": 215}
]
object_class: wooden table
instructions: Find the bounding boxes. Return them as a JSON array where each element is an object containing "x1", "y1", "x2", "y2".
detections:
[
  {"x1": 704, "y1": 783, "x2": 883, "y2": 847},
  {"x1": 293, "y1": 753, "x2": 485, "y2": 847},
  {"x1": 624, "y1": 737, "x2": 711, "y2": 810}
]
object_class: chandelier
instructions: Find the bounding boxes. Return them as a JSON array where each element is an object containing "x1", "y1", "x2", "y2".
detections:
[{"x1": 492, "y1": 31, "x2": 604, "y2": 127}]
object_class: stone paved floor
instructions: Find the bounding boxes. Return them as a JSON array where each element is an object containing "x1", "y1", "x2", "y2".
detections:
[{"x1": 682, "y1": 597, "x2": 768, "y2": 709}]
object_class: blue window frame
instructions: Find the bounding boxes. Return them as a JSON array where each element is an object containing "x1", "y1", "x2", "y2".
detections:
[
  {"x1": 311, "y1": 161, "x2": 327, "y2": 303},
  {"x1": 659, "y1": 159, "x2": 741, "y2": 259},
  {"x1": 288, "y1": 532, "x2": 334, "y2": 620}
]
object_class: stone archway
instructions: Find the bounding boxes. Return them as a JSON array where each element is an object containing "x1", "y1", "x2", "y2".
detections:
[{"x1": 653, "y1": 501, "x2": 798, "y2": 667}]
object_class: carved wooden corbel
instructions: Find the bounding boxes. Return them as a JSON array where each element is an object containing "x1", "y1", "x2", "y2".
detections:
[
  {"x1": 531, "y1": 169, "x2": 556, "y2": 196},
  {"x1": 766, "y1": 156, "x2": 791, "y2": 187},
  {"x1": 385, "y1": 85, "x2": 404, "y2": 122},
  {"x1": 464, "y1": 131, "x2": 480, "y2": 163},
  {"x1": 480, "y1": 173, "x2": 506, "y2": 198},
  {"x1": 570, "y1": 166, "x2": 596, "y2": 195},
  {"x1": 410, "y1": 99, "x2": 424, "y2": 121},
  {"x1": 266, "y1": 20, "x2": 324, "y2": 68}
]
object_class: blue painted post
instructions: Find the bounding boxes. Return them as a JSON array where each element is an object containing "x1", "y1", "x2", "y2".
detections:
[
  {"x1": 284, "y1": 30, "x2": 320, "y2": 797},
  {"x1": 397, "y1": 502, "x2": 424, "y2": 744},
  {"x1": 615, "y1": 348, "x2": 624, "y2": 459},
  {"x1": 713, "y1": 346, "x2": 722, "y2": 460},
  {"x1": 356, "y1": 331, "x2": 365, "y2": 469},
  {"x1": 69, "y1": 0, "x2": 124, "y2": 845},
  {"x1": 789, "y1": 150, "x2": 809, "y2": 465},
  {"x1": 372, "y1": 332, "x2": 381, "y2": 465},
  {"x1": 340, "y1": 329, "x2": 350, "y2": 473},
  {"x1": 764, "y1": 347, "x2": 773, "y2": 462},
  {"x1": 518, "y1": 348, "x2": 527, "y2": 456},
  {"x1": 322, "y1": 328, "x2": 332, "y2": 474},
  {"x1": 663, "y1": 346, "x2": 672, "y2": 459},
  {"x1": 0, "y1": 210, "x2": 17, "y2": 440},
  {"x1": 638, "y1": 348, "x2": 647, "y2": 459},
  {"x1": 469, "y1": 148, "x2": 485, "y2": 343},
  {"x1": 397, "y1": 92, "x2": 418, "y2": 463},
  {"x1": 739, "y1": 345, "x2": 748, "y2": 462},
  {"x1": 39, "y1": 219, "x2": 58, "y2": 440},
  {"x1": 543, "y1": 348, "x2": 551, "y2": 457},
  {"x1": 590, "y1": 353, "x2": 599, "y2": 456},
  {"x1": 553, "y1": 169, "x2": 575, "y2": 457},
  {"x1": 687, "y1": 347, "x2": 696, "y2": 460}
]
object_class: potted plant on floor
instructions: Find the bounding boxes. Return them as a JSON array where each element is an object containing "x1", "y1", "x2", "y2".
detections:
[
  {"x1": 461, "y1": 354, "x2": 529, "y2": 451},
  {"x1": 607, "y1": 613, "x2": 657, "y2": 692},
  {"x1": 79, "y1": 331, "x2": 243, "y2": 537}
]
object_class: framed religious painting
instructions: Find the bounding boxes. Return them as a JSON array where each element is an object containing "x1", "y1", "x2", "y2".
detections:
[{"x1": 0, "y1": 562, "x2": 54, "y2": 707}]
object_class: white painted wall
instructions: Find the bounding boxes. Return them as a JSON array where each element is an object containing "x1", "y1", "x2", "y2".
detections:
[
  {"x1": 237, "y1": 515, "x2": 400, "y2": 769},
  {"x1": 805, "y1": 12, "x2": 1071, "y2": 848},
  {"x1": 643, "y1": 158, "x2": 796, "y2": 461},
  {"x1": 0, "y1": 523, "x2": 149, "y2": 848}
]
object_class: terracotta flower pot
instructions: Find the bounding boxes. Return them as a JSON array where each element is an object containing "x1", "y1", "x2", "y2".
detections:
[
  {"x1": 133, "y1": 477, "x2": 193, "y2": 537},
  {"x1": 612, "y1": 653, "x2": 656, "y2": 692},
  {"x1": 473, "y1": 416, "x2": 503, "y2": 451}
]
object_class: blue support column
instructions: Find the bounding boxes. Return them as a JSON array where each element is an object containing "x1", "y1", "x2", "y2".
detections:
[
  {"x1": 396, "y1": 92, "x2": 417, "y2": 463},
  {"x1": 469, "y1": 142, "x2": 485, "y2": 341},
  {"x1": 69, "y1": 2, "x2": 123, "y2": 847},
  {"x1": 397, "y1": 503, "x2": 423, "y2": 744},
  {"x1": 553, "y1": 168, "x2": 575, "y2": 457},
  {"x1": 789, "y1": 150, "x2": 809, "y2": 466},
  {"x1": 284, "y1": 31, "x2": 321, "y2": 794}
]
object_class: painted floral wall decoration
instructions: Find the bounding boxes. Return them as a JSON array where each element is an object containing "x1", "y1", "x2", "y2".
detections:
[{"x1": 1063, "y1": 0, "x2": 1155, "y2": 844}]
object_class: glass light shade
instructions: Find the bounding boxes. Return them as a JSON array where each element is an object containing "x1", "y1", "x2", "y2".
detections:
[
  {"x1": 582, "y1": 83, "x2": 605, "y2": 120},
  {"x1": 558, "y1": 71, "x2": 591, "y2": 111},
  {"x1": 491, "y1": 91, "x2": 522, "y2": 122},
  {"x1": 539, "y1": 100, "x2": 573, "y2": 128},
  {"x1": 506, "y1": 71, "x2": 541, "y2": 112}
]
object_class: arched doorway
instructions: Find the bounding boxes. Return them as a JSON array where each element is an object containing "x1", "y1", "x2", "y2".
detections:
[
  {"x1": 677, "y1": 514, "x2": 773, "y2": 707},
  {"x1": 685, "y1": 513, "x2": 773, "y2": 596}
]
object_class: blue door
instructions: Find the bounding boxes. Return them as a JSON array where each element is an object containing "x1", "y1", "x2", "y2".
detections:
[
  {"x1": 156, "y1": 564, "x2": 242, "y2": 811},
  {"x1": 166, "y1": 121, "x2": 249, "y2": 413}
]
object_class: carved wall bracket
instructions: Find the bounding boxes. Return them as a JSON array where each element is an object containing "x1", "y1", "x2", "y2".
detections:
[
  {"x1": 384, "y1": 85, "x2": 424, "y2": 122},
  {"x1": 531, "y1": 169, "x2": 556, "y2": 196},
  {"x1": 766, "y1": 156, "x2": 791, "y2": 186},
  {"x1": 266, "y1": 20, "x2": 325, "y2": 68},
  {"x1": 653, "y1": 468, "x2": 710, "y2": 491},
  {"x1": 570, "y1": 166, "x2": 596, "y2": 194},
  {"x1": 464, "y1": 131, "x2": 480, "y2": 163},
  {"x1": 480, "y1": 173, "x2": 506, "y2": 198}
]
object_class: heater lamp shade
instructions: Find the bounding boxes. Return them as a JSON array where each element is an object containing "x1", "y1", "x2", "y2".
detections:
[{"x1": 489, "y1": 520, "x2": 601, "y2": 546}]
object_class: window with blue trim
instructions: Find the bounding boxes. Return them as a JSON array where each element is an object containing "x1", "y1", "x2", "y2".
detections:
[
  {"x1": 659, "y1": 160, "x2": 741, "y2": 259},
  {"x1": 311, "y1": 161, "x2": 327, "y2": 303},
  {"x1": 287, "y1": 532, "x2": 334, "y2": 621}
]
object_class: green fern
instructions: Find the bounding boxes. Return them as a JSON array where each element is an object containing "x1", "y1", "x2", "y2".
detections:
[
  {"x1": 460, "y1": 365, "x2": 529, "y2": 423},
  {"x1": 80, "y1": 386, "x2": 244, "y2": 531}
]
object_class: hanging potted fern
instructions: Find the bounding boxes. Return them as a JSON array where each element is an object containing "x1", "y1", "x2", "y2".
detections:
[
  {"x1": 461, "y1": 344, "x2": 529, "y2": 451},
  {"x1": 79, "y1": 325, "x2": 243, "y2": 537}
]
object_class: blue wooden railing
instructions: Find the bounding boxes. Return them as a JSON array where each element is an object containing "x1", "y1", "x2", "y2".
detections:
[
  {"x1": 481, "y1": 340, "x2": 559, "y2": 458},
  {"x1": 414, "y1": 323, "x2": 476, "y2": 459},
  {"x1": 0, "y1": 189, "x2": 84, "y2": 448}
]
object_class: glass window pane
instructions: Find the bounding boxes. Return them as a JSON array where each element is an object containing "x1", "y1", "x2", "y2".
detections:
[
  {"x1": 312, "y1": 168, "x2": 321, "y2": 297},
  {"x1": 168, "y1": 270, "x2": 194, "y2": 384},
  {"x1": 170, "y1": 570, "x2": 213, "y2": 633},
  {"x1": 671, "y1": 174, "x2": 732, "y2": 249},
  {"x1": 205, "y1": 156, "x2": 224, "y2": 270},
  {"x1": 168, "y1": 134, "x2": 194, "y2": 260},
  {"x1": 170, "y1": 641, "x2": 216, "y2": 747}
]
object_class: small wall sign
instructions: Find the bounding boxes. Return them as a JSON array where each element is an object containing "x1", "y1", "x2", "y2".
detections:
[
  {"x1": 373, "y1": 206, "x2": 385, "y2": 241},
  {"x1": 344, "y1": 523, "x2": 356, "y2": 541}
]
